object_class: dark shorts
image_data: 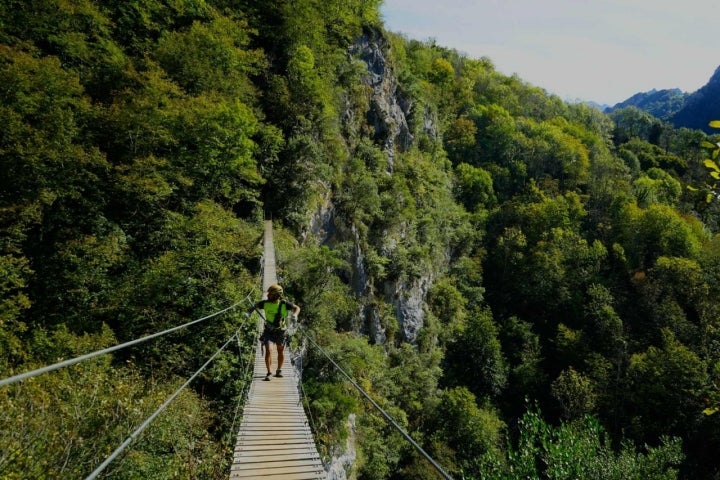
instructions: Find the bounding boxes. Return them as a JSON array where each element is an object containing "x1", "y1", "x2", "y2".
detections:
[{"x1": 261, "y1": 327, "x2": 287, "y2": 346}]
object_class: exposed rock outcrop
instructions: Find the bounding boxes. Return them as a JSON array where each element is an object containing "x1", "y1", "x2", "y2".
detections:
[
  {"x1": 305, "y1": 188, "x2": 336, "y2": 245},
  {"x1": 386, "y1": 275, "x2": 432, "y2": 344},
  {"x1": 326, "y1": 414, "x2": 357, "y2": 480},
  {"x1": 348, "y1": 32, "x2": 413, "y2": 171}
]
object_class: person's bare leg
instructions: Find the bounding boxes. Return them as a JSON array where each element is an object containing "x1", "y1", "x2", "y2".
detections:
[
  {"x1": 264, "y1": 342, "x2": 272, "y2": 376},
  {"x1": 277, "y1": 344, "x2": 284, "y2": 370},
  {"x1": 274, "y1": 344, "x2": 285, "y2": 377}
]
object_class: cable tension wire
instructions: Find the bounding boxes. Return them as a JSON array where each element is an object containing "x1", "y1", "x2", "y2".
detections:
[
  {"x1": 302, "y1": 332, "x2": 453, "y2": 480},
  {"x1": 84, "y1": 330, "x2": 241, "y2": 480},
  {"x1": 0, "y1": 293, "x2": 253, "y2": 388}
]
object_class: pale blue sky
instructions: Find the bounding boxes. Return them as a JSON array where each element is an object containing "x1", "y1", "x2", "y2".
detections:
[{"x1": 380, "y1": 0, "x2": 718, "y2": 106}]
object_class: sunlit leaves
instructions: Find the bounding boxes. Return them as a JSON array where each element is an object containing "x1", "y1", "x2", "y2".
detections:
[
  {"x1": 454, "y1": 163, "x2": 496, "y2": 211},
  {"x1": 476, "y1": 408, "x2": 684, "y2": 480},
  {"x1": 154, "y1": 16, "x2": 265, "y2": 99},
  {"x1": 615, "y1": 203, "x2": 706, "y2": 270},
  {"x1": 632, "y1": 168, "x2": 682, "y2": 207},
  {"x1": 429, "y1": 57, "x2": 454, "y2": 85},
  {"x1": 172, "y1": 94, "x2": 263, "y2": 205}
]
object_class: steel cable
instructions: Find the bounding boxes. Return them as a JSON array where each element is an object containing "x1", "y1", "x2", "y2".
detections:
[
  {"x1": 84, "y1": 331, "x2": 240, "y2": 480},
  {"x1": 301, "y1": 331, "x2": 453, "y2": 480},
  {"x1": 0, "y1": 293, "x2": 254, "y2": 388},
  {"x1": 229, "y1": 329, "x2": 255, "y2": 439}
]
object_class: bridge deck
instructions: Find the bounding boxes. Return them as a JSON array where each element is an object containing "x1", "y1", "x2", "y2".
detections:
[{"x1": 229, "y1": 221, "x2": 326, "y2": 479}]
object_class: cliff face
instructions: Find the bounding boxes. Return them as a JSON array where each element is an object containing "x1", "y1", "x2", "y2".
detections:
[
  {"x1": 348, "y1": 32, "x2": 414, "y2": 171},
  {"x1": 349, "y1": 32, "x2": 437, "y2": 346},
  {"x1": 308, "y1": 29, "x2": 439, "y2": 350},
  {"x1": 322, "y1": 30, "x2": 438, "y2": 479}
]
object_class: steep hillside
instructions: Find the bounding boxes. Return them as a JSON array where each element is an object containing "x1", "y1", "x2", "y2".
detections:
[
  {"x1": 1, "y1": 2, "x2": 720, "y2": 480},
  {"x1": 671, "y1": 65, "x2": 720, "y2": 133}
]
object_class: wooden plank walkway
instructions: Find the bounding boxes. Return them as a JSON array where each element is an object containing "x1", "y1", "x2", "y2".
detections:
[{"x1": 230, "y1": 220, "x2": 326, "y2": 480}]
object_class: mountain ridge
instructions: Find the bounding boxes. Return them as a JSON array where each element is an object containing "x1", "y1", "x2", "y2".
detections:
[{"x1": 605, "y1": 65, "x2": 720, "y2": 133}]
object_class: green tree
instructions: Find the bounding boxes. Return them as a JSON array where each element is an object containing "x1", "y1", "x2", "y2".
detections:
[
  {"x1": 444, "y1": 307, "x2": 508, "y2": 399},
  {"x1": 154, "y1": 16, "x2": 265, "y2": 98},
  {"x1": 615, "y1": 203, "x2": 706, "y2": 270},
  {"x1": 632, "y1": 168, "x2": 682, "y2": 207},
  {"x1": 431, "y1": 387, "x2": 504, "y2": 475},
  {"x1": 454, "y1": 163, "x2": 496, "y2": 212},
  {"x1": 475, "y1": 408, "x2": 683, "y2": 480},
  {"x1": 627, "y1": 329, "x2": 707, "y2": 442}
]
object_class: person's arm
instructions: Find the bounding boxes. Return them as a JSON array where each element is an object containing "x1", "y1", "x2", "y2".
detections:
[
  {"x1": 244, "y1": 300, "x2": 263, "y2": 318},
  {"x1": 287, "y1": 301, "x2": 300, "y2": 318}
]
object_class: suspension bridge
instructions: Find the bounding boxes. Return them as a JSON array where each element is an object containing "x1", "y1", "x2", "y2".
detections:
[
  {"x1": 0, "y1": 220, "x2": 452, "y2": 480},
  {"x1": 229, "y1": 221, "x2": 325, "y2": 479}
]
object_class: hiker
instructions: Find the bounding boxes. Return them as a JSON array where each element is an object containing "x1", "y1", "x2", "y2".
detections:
[{"x1": 245, "y1": 284, "x2": 300, "y2": 381}]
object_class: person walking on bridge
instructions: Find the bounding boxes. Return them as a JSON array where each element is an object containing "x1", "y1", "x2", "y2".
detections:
[{"x1": 246, "y1": 284, "x2": 300, "y2": 381}]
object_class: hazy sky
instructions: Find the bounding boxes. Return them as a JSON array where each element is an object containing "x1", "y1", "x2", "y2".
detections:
[{"x1": 380, "y1": 0, "x2": 718, "y2": 106}]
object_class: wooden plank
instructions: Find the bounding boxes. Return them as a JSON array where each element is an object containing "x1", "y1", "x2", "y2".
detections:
[
  {"x1": 237, "y1": 428, "x2": 312, "y2": 434},
  {"x1": 236, "y1": 432, "x2": 311, "y2": 439},
  {"x1": 229, "y1": 463, "x2": 325, "y2": 477},
  {"x1": 233, "y1": 454, "x2": 322, "y2": 464},
  {"x1": 230, "y1": 471, "x2": 324, "y2": 480},
  {"x1": 232, "y1": 459, "x2": 323, "y2": 469},
  {"x1": 235, "y1": 440, "x2": 312, "y2": 449},
  {"x1": 236, "y1": 437, "x2": 311, "y2": 443},
  {"x1": 234, "y1": 445, "x2": 318, "y2": 455}
]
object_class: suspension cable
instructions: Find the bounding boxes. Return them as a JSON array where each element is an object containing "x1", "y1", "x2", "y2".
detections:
[
  {"x1": 0, "y1": 293, "x2": 253, "y2": 388},
  {"x1": 85, "y1": 330, "x2": 241, "y2": 480},
  {"x1": 301, "y1": 332, "x2": 453, "y2": 480},
  {"x1": 229, "y1": 330, "x2": 255, "y2": 438}
]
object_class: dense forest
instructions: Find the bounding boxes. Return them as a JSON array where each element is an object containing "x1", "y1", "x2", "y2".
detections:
[{"x1": 1, "y1": 1, "x2": 720, "y2": 479}]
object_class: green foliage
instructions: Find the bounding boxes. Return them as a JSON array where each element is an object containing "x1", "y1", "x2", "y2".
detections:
[
  {"x1": 618, "y1": 138, "x2": 687, "y2": 173},
  {"x1": 517, "y1": 117, "x2": 591, "y2": 190},
  {"x1": 615, "y1": 203, "x2": 706, "y2": 270},
  {"x1": 445, "y1": 116, "x2": 479, "y2": 164},
  {"x1": 627, "y1": 329, "x2": 708, "y2": 441},
  {"x1": 426, "y1": 277, "x2": 467, "y2": 343},
  {"x1": 635, "y1": 256, "x2": 709, "y2": 347},
  {"x1": 474, "y1": 408, "x2": 684, "y2": 480},
  {"x1": 633, "y1": 168, "x2": 682, "y2": 207},
  {"x1": 443, "y1": 307, "x2": 508, "y2": 399},
  {"x1": 154, "y1": 16, "x2": 265, "y2": 98},
  {"x1": 688, "y1": 121, "x2": 720, "y2": 204},
  {"x1": 454, "y1": 163, "x2": 497, "y2": 211},
  {"x1": 551, "y1": 367, "x2": 598, "y2": 420},
  {"x1": 429, "y1": 57, "x2": 454, "y2": 85},
  {"x1": 0, "y1": 326, "x2": 230, "y2": 479},
  {"x1": 431, "y1": 387, "x2": 504, "y2": 471}
]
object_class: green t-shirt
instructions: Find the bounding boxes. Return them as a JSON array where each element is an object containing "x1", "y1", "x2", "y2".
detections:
[{"x1": 255, "y1": 300, "x2": 296, "y2": 329}]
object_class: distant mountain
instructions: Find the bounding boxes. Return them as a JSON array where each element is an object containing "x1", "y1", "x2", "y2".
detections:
[
  {"x1": 584, "y1": 100, "x2": 610, "y2": 111},
  {"x1": 605, "y1": 66, "x2": 720, "y2": 134},
  {"x1": 605, "y1": 88, "x2": 688, "y2": 120},
  {"x1": 670, "y1": 66, "x2": 720, "y2": 133}
]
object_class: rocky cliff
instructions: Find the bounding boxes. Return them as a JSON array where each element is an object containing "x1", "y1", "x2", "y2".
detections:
[{"x1": 308, "y1": 29, "x2": 438, "y2": 349}]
